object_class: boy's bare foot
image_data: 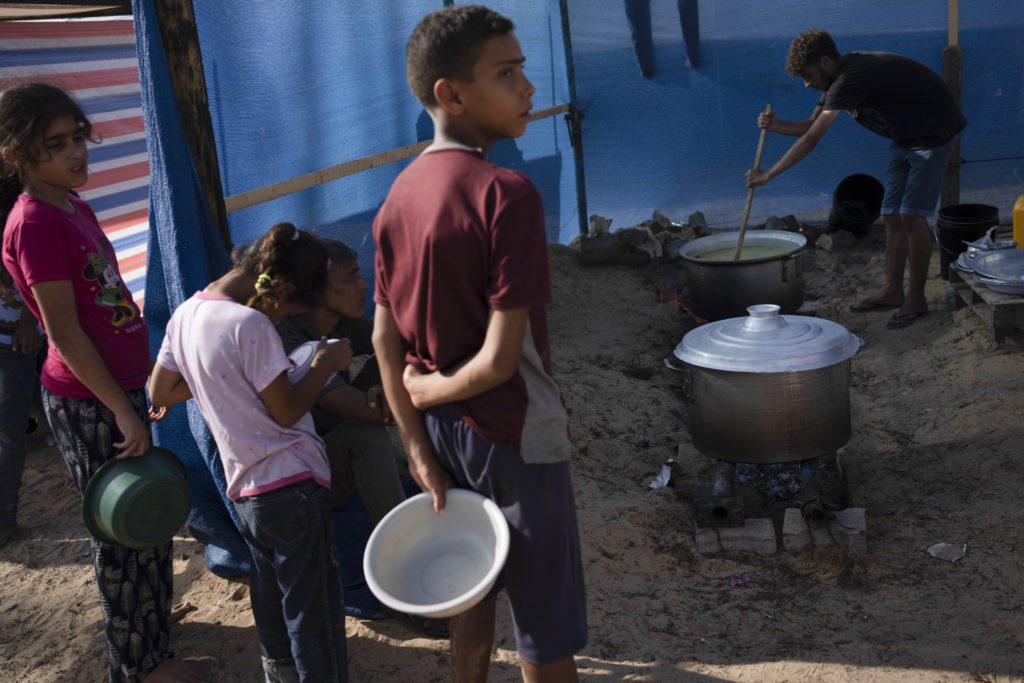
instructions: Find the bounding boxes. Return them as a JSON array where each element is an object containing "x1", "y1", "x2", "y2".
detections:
[
  {"x1": 0, "y1": 523, "x2": 19, "y2": 549},
  {"x1": 143, "y1": 658, "x2": 204, "y2": 682}
]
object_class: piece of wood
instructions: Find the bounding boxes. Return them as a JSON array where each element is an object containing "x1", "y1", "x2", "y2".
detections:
[
  {"x1": 225, "y1": 103, "x2": 570, "y2": 214},
  {"x1": 734, "y1": 103, "x2": 770, "y2": 260},
  {"x1": 948, "y1": 0, "x2": 959, "y2": 47},
  {"x1": 152, "y1": 0, "x2": 231, "y2": 250},
  {"x1": 940, "y1": 44, "x2": 962, "y2": 209}
]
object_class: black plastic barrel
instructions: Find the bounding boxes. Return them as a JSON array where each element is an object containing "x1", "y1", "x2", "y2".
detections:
[
  {"x1": 934, "y1": 204, "x2": 1000, "y2": 280},
  {"x1": 828, "y1": 174, "x2": 884, "y2": 236}
]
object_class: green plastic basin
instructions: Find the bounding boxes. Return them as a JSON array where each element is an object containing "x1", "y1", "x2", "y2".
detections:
[{"x1": 82, "y1": 446, "x2": 191, "y2": 549}]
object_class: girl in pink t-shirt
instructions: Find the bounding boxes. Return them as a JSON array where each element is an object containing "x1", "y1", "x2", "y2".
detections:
[
  {"x1": 0, "y1": 82, "x2": 198, "y2": 682},
  {"x1": 150, "y1": 223, "x2": 352, "y2": 682}
]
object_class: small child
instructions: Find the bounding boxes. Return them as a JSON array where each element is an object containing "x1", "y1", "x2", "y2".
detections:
[
  {"x1": 148, "y1": 223, "x2": 350, "y2": 682},
  {"x1": 0, "y1": 280, "x2": 42, "y2": 549},
  {"x1": 372, "y1": 6, "x2": 587, "y2": 681},
  {"x1": 0, "y1": 83, "x2": 197, "y2": 681}
]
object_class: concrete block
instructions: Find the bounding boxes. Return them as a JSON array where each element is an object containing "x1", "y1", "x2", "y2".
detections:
[
  {"x1": 716, "y1": 518, "x2": 777, "y2": 556},
  {"x1": 808, "y1": 521, "x2": 835, "y2": 548},
  {"x1": 782, "y1": 508, "x2": 811, "y2": 552},
  {"x1": 694, "y1": 527, "x2": 721, "y2": 555},
  {"x1": 829, "y1": 508, "x2": 867, "y2": 555}
]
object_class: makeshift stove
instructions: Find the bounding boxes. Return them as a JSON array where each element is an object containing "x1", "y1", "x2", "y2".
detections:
[
  {"x1": 695, "y1": 451, "x2": 848, "y2": 529},
  {"x1": 668, "y1": 304, "x2": 867, "y2": 554}
]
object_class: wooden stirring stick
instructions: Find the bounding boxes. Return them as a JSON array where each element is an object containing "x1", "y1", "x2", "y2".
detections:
[{"x1": 734, "y1": 103, "x2": 772, "y2": 260}]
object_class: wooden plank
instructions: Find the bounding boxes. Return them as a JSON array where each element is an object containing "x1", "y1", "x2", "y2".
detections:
[
  {"x1": 153, "y1": 0, "x2": 231, "y2": 250},
  {"x1": 224, "y1": 103, "x2": 571, "y2": 214},
  {"x1": 940, "y1": 44, "x2": 962, "y2": 209},
  {"x1": 948, "y1": 0, "x2": 959, "y2": 47},
  {"x1": 950, "y1": 269, "x2": 1024, "y2": 346}
]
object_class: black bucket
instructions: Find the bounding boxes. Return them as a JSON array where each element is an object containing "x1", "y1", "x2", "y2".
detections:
[
  {"x1": 828, "y1": 174, "x2": 883, "y2": 236},
  {"x1": 934, "y1": 204, "x2": 1000, "y2": 280}
]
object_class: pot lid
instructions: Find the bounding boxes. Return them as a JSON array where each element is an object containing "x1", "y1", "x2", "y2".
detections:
[{"x1": 674, "y1": 304, "x2": 863, "y2": 372}]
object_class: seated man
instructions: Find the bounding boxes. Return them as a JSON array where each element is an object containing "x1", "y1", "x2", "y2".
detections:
[{"x1": 276, "y1": 239, "x2": 405, "y2": 521}]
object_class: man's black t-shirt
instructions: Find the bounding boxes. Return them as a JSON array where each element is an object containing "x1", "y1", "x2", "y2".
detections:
[{"x1": 820, "y1": 51, "x2": 967, "y2": 149}]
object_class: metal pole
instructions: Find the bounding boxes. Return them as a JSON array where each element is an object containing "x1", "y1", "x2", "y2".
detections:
[{"x1": 559, "y1": 0, "x2": 589, "y2": 236}]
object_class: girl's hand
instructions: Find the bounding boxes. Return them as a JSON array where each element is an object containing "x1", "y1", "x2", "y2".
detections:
[
  {"x1": 114, "y1": 410, "x2": 151, "y2": 458},
  {"x1": 12, "y1": 316, "x2": 41, "y2": 355},
  {"x1": 316, "y1": 337, "x2": 353, "y2": 372},
  {"x1": 366, "y1": 385, "x2": 393, "y2": 423},
  {"x1": 757, "y1": 109, "x2": 777, "y2": 131},
  {"x1": 148, "y1": 405, "x2": 169, "y2": 422}
]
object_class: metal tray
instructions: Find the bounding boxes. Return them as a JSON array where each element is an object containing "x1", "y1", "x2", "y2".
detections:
[
  {"x1": 971, "y1": 250, "x2": 1024, "y2": 283},
  {"x1": 975, "y1": 275, "x2": 1024, "y2": 296}
]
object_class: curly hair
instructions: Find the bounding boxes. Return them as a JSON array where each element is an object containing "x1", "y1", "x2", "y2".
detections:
[
  {"x1": 405, "y1": 5, "x2": 515, "y2": 108},
  {"x1": 0, "y1": 82, "x2": 94, "y2": 226},
  {"x1": 234, "y1": 223, "x2": 329, "y2": 310},
  {"x1": 786, "y1": 30, "x2": 841, "y2": 76},
  {"x1": 321, "y1": 238, "x2": 357, "y2": 270},
  {"x1": 0, "y1": 83, "x2": 95, "y2": 288}
]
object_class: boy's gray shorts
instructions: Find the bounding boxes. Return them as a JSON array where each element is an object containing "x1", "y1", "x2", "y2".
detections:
[{"x1": 424, "y1": 404, "x2": 588, "y2": 665}]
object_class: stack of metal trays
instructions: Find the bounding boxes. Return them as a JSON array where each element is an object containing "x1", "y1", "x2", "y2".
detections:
[{"x1": 970, "y1": 250, "x2": 1024, "y2": 295}]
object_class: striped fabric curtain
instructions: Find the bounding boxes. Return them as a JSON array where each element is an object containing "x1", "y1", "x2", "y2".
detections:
[{"x1": 0, "y1": 17, "x2": 149, "y2": 308}]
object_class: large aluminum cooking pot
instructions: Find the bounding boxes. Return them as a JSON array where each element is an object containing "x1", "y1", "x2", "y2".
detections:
[
  {"x1": 679, "y1": 230, "x2": 806, "y2": 321},
  {"x1": 673, "y1": 304, "x2": 862, "y2": 464}
]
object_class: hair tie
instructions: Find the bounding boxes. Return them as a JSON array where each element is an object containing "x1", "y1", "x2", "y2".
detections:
[
  {"x1": 255, "y1": 273, "x2": 273, "y2": 291},
  {"x1": 290, "y1": 230, "x2": 301, "y2": 242}
]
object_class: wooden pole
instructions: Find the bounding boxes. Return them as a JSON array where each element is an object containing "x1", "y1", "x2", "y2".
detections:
[
  {"x1": 152, "y1": 0, "x2": 231, "y2": 250},
  {"x1": 734, "y1": 104, "x2": 770, "y2": 260},
  {"x1": 940, "y1": 0, "x2": 961, "y2": 209},
  {"x1": 224, "y1": 103, "x2": 570, "y2": 214}
]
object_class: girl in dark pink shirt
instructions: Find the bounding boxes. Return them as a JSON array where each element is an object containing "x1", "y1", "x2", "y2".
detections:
[{"x1": 0, "y1": 82, "x2": 196, "y2": 682}]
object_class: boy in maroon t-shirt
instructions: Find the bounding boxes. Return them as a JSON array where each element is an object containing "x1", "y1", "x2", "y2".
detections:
[{"x1": 372, "y1": 5, "x2": 587, "y2": 681}]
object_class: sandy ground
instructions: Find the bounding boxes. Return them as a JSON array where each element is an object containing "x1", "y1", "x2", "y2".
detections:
[{"x1": 2, "y1": 228, "x2": 1024, "y2": 682}]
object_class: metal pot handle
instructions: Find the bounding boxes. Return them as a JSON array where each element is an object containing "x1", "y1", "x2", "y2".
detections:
[
  {"x1": 782, "y1": 249, "x2": 804, "y2": 283},
  {"x1": 663, "y1": 355, "x2": 692, "y2": 394}
]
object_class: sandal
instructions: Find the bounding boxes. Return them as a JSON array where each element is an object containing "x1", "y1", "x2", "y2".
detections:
[
  {"x1": 886, "y1": 310, "x2": 929, "y2": 329},
  {"x1": 849, "y1": 297, "x2": 900, "y2": 312}
]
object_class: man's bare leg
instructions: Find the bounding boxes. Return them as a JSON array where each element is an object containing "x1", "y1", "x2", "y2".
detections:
[
  {"x1": 864, "y1": 213, "x2": 909, "y2": 306},
  {"x1": 521, "y1": 655, "x2": 580, "y2": 683},
  {"x1": 895, "y1": 213, "x2": 932, "y2": 317},
  {"x1": 451, "y1": 595, "x2": 497, "y2": 683}
]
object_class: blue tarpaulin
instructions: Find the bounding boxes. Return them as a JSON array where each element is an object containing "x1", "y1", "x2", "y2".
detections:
[{"x1": 138, "y1": 0, "x2": 1024, "y2": 579}]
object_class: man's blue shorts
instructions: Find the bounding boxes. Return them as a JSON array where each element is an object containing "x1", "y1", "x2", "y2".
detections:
[
  {"x1": 423, "y1": 404, "x2": 588, "y2": 666},
  {"x1": 881, "y1": 138, "x2": 956, "y2": 218}
]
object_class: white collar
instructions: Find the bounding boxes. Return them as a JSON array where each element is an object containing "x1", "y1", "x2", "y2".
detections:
[{"x1": 422, "y1": 140, "x2": 484, "y2": 155}]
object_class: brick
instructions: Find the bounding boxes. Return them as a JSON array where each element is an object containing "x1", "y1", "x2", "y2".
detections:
[
  {"x1": 808, "y1": 521, "x2": 835, "y2": 548},
  {"x1": 694, "y1": 527, "x2": 721, "y2": 555},
  {"x1": 716, "y1": 518, "x2": 777, "y2": 556},
  {"x1": 782, "y1": 508, "x2": 811, "y2": 552},
  {"x1": 829, "y1": 508, "x2": 867, "y2": 555}
]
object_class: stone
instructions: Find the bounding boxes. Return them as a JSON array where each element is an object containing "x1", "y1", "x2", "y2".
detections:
[
  {"x1": 763, "y1": 215, "x2": 801, "y2": 233},
  {"x1": 829, "y1": 508, "x2": 867, "y2": 555},
  {"x1": 688, "y1": 211, "x2": 708, "y2": 232},
  {"x1": 694, "y1": 527, "x2": 721, "y2": 555},
  {"x1": 782, "y1": 508, "x2": 811, "y2": 552},
  {"x1": 715, "y1": 518, "x2": 777, "y2": 556},
  {"x1": 808, "y1": 522, "x2": 835, "y2": 548},
  {"x1": 652, "y1": 210, "x2": 674, "y2": 230},
  {"x1": 817, "y1": 229, "x2": 857, "y2": 252},
  {"x1": 588, "y1": 214, "x2": 612, "y2": 237},
  {"x1": 799, "y1": 222, "x2": 824, "y2": 246}
]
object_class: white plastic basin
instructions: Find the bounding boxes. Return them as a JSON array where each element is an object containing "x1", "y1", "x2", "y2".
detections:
[{"x1": 363, "y1": 489, "x2": 510, "y2": 619}]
